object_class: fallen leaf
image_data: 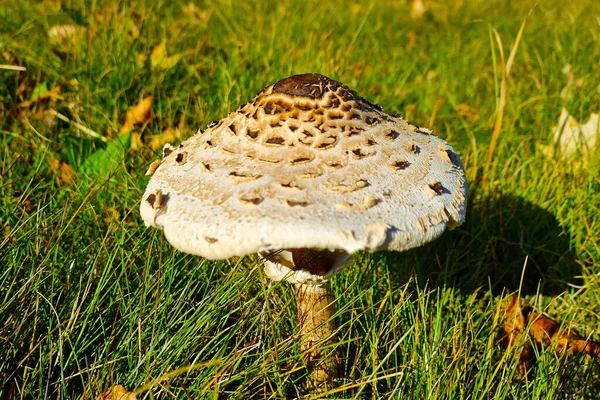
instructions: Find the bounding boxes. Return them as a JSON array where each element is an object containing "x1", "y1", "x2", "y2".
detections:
[
  {"x1": 95, "y1": 385, "x2": 137, "y2": 400},
  {"x1": 14, "y1": 190, "x2": 36, "y2": 214},
  {"x1": 49, "y1": 159, "x2": 77, "y2": 185},
  {"x1": 502, "y1": 294, "x2": 600, "y2": 379},
  {"x1": 49, "y1": 25, "x2": 80, "y2": 42},
  {"x1": 455, "y1": 103, "x2": 480, "y2": 123},
  {"x1": 542, "y1": 108, "x2": 598, "y2": 160},
  {"x1": 49, "y1": 159, "x2": 60, "y2": 172},
  {"x1": 150, "y1": 42, "x2": 181, "y2": 70},
  {"x1": 502, "y1": 294, "x2": 534, "y2": 378},
  {"x1": 49, "y1": 24, "x2": 86, "y2": 52},
  {"x1": 135, "y1": 53, "x2": 147, "y2": 68},
  {"x1": 119, "y1": 96, "x2": 153, "y2": 135},
  {"x1": 130, "y1": 131, "x2": 143, "y2": 151},
  {"x1": 59, "y1": 162, "x2": 76, "y2": 185},
  {"x1": 19, "y1": 83, "x2": 62, "y2": 108},
  {"x1": 149, "y1": 114, "x2": 188, "y2": 151},
  {"x1": 181, "y1": 3, "x2": 212, "y2": 26},
  {"x1": 149, "y1": 127, "x2": 185, "y2": 151},
  {"x1": 16, "y1": 80, "x2": 27, "y2": 97},
  {"x1": 528, "y1": 311, "x2": 600, "y2": 358},
  {"x1": 410, "y1": 0, "x2": 426, "y2": 20}
]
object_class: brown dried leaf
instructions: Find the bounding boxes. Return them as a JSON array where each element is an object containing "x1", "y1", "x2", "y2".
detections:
[
  {"x1": 502, "y1": 294, "x2": 534, "y2": 378},
  {"x1": 149, "y1": 127, "x2": 185, "y2": 151},
  {"x1": 119, "y1": 96, "x2": 153, "y2": 135},
  {"x1": 59, "y1": 162, "x2": 76, "y2": 185},
  {"x1": 18, "y1": 84, "x2": 62, "y2": 108},
  {"x1": 16, "y1": 81, "x2": 27, "y2": 97},
  {"x1": 130, "y1": 131, "x2": 143, "y2": 151},
  {"x1": 49, "y1": 159, "x2": 76, "y2": 185},
  {"x1": 49, "y1": 159, "x2": 60, "y2": 172},
  {"x1": 502, "y1": 294, "x2": 600, "y2": 379},
  {"x1": 14, "y1": 190, "x2": 36, "y2": 214},
  {"x1": 455, "y1": 103, "x2": 480, "y2": 122},
  {"x1": 95, "y1": 385, "x2": 137, "y2": 400},
  {"x1": 528, "y1": 311, "x2": 600, "y2": 358},
  {"x1": 22, "y1": 199, "x2": 36, "y2": 213},
  {"x1": 149, "y1": 113, "x2": 188, "y2": 151}
]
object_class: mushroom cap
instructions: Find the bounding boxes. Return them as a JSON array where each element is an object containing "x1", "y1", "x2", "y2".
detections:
[{"x1": 141, "y1": 74, "x2": 467, "y2": 261}]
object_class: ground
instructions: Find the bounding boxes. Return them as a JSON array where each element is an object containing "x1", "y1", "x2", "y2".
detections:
[{"x1": 1, "y1": 0, "x2": 599, "y2": 398}]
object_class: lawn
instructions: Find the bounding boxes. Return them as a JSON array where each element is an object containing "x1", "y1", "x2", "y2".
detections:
[{"x1": 1, "y1": 0, "x2": 599, "y2": 398}]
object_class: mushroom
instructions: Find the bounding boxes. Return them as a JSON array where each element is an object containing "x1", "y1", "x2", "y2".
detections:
[{"x1": 140, "y1": 73, "x2": 468, "y2": 388}]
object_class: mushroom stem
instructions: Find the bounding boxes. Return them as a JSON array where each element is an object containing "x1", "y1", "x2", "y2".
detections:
[{"x1": 294, "y1": 282, "x2": 340, "y2": 388}]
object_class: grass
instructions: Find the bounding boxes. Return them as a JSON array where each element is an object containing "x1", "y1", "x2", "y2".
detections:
[{"x1": 1, "y1": 0, "x2": 599, "y2": 398}]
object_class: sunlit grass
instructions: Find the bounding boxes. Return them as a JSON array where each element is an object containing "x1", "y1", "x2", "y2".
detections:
[{"x1": 1, "y1": 0, "x2": 599, "y2": 398}]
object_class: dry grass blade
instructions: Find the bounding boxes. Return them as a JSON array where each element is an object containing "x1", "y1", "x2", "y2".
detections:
[
  {"x1": 50, "y1": 110, "x2": 107, "y2": 141},
  {"x1": 0, "y1": 64, "x2": 27, "y2": 71},
  {"x1": 483, "y1": 13, "x2": 528, "y2": 185}
]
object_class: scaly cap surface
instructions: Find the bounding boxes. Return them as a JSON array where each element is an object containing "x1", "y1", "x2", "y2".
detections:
[{"x1": 140, "y1": 74, "x2": 467, "y2": 260}]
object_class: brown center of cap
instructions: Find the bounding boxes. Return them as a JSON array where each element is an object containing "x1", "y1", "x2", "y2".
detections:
[{"x1": 272, "y1": 73, "x2": 339, "y2": 99}]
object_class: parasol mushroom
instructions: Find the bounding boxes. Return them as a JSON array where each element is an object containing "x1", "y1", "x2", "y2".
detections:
[{"x1": 140, "y1": 73, "x2": 468, "y2": 387}]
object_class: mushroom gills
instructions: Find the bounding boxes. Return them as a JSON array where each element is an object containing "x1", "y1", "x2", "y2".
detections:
[{"x1": 260, "y1": 248, "x2": 350, "y2": 276}]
